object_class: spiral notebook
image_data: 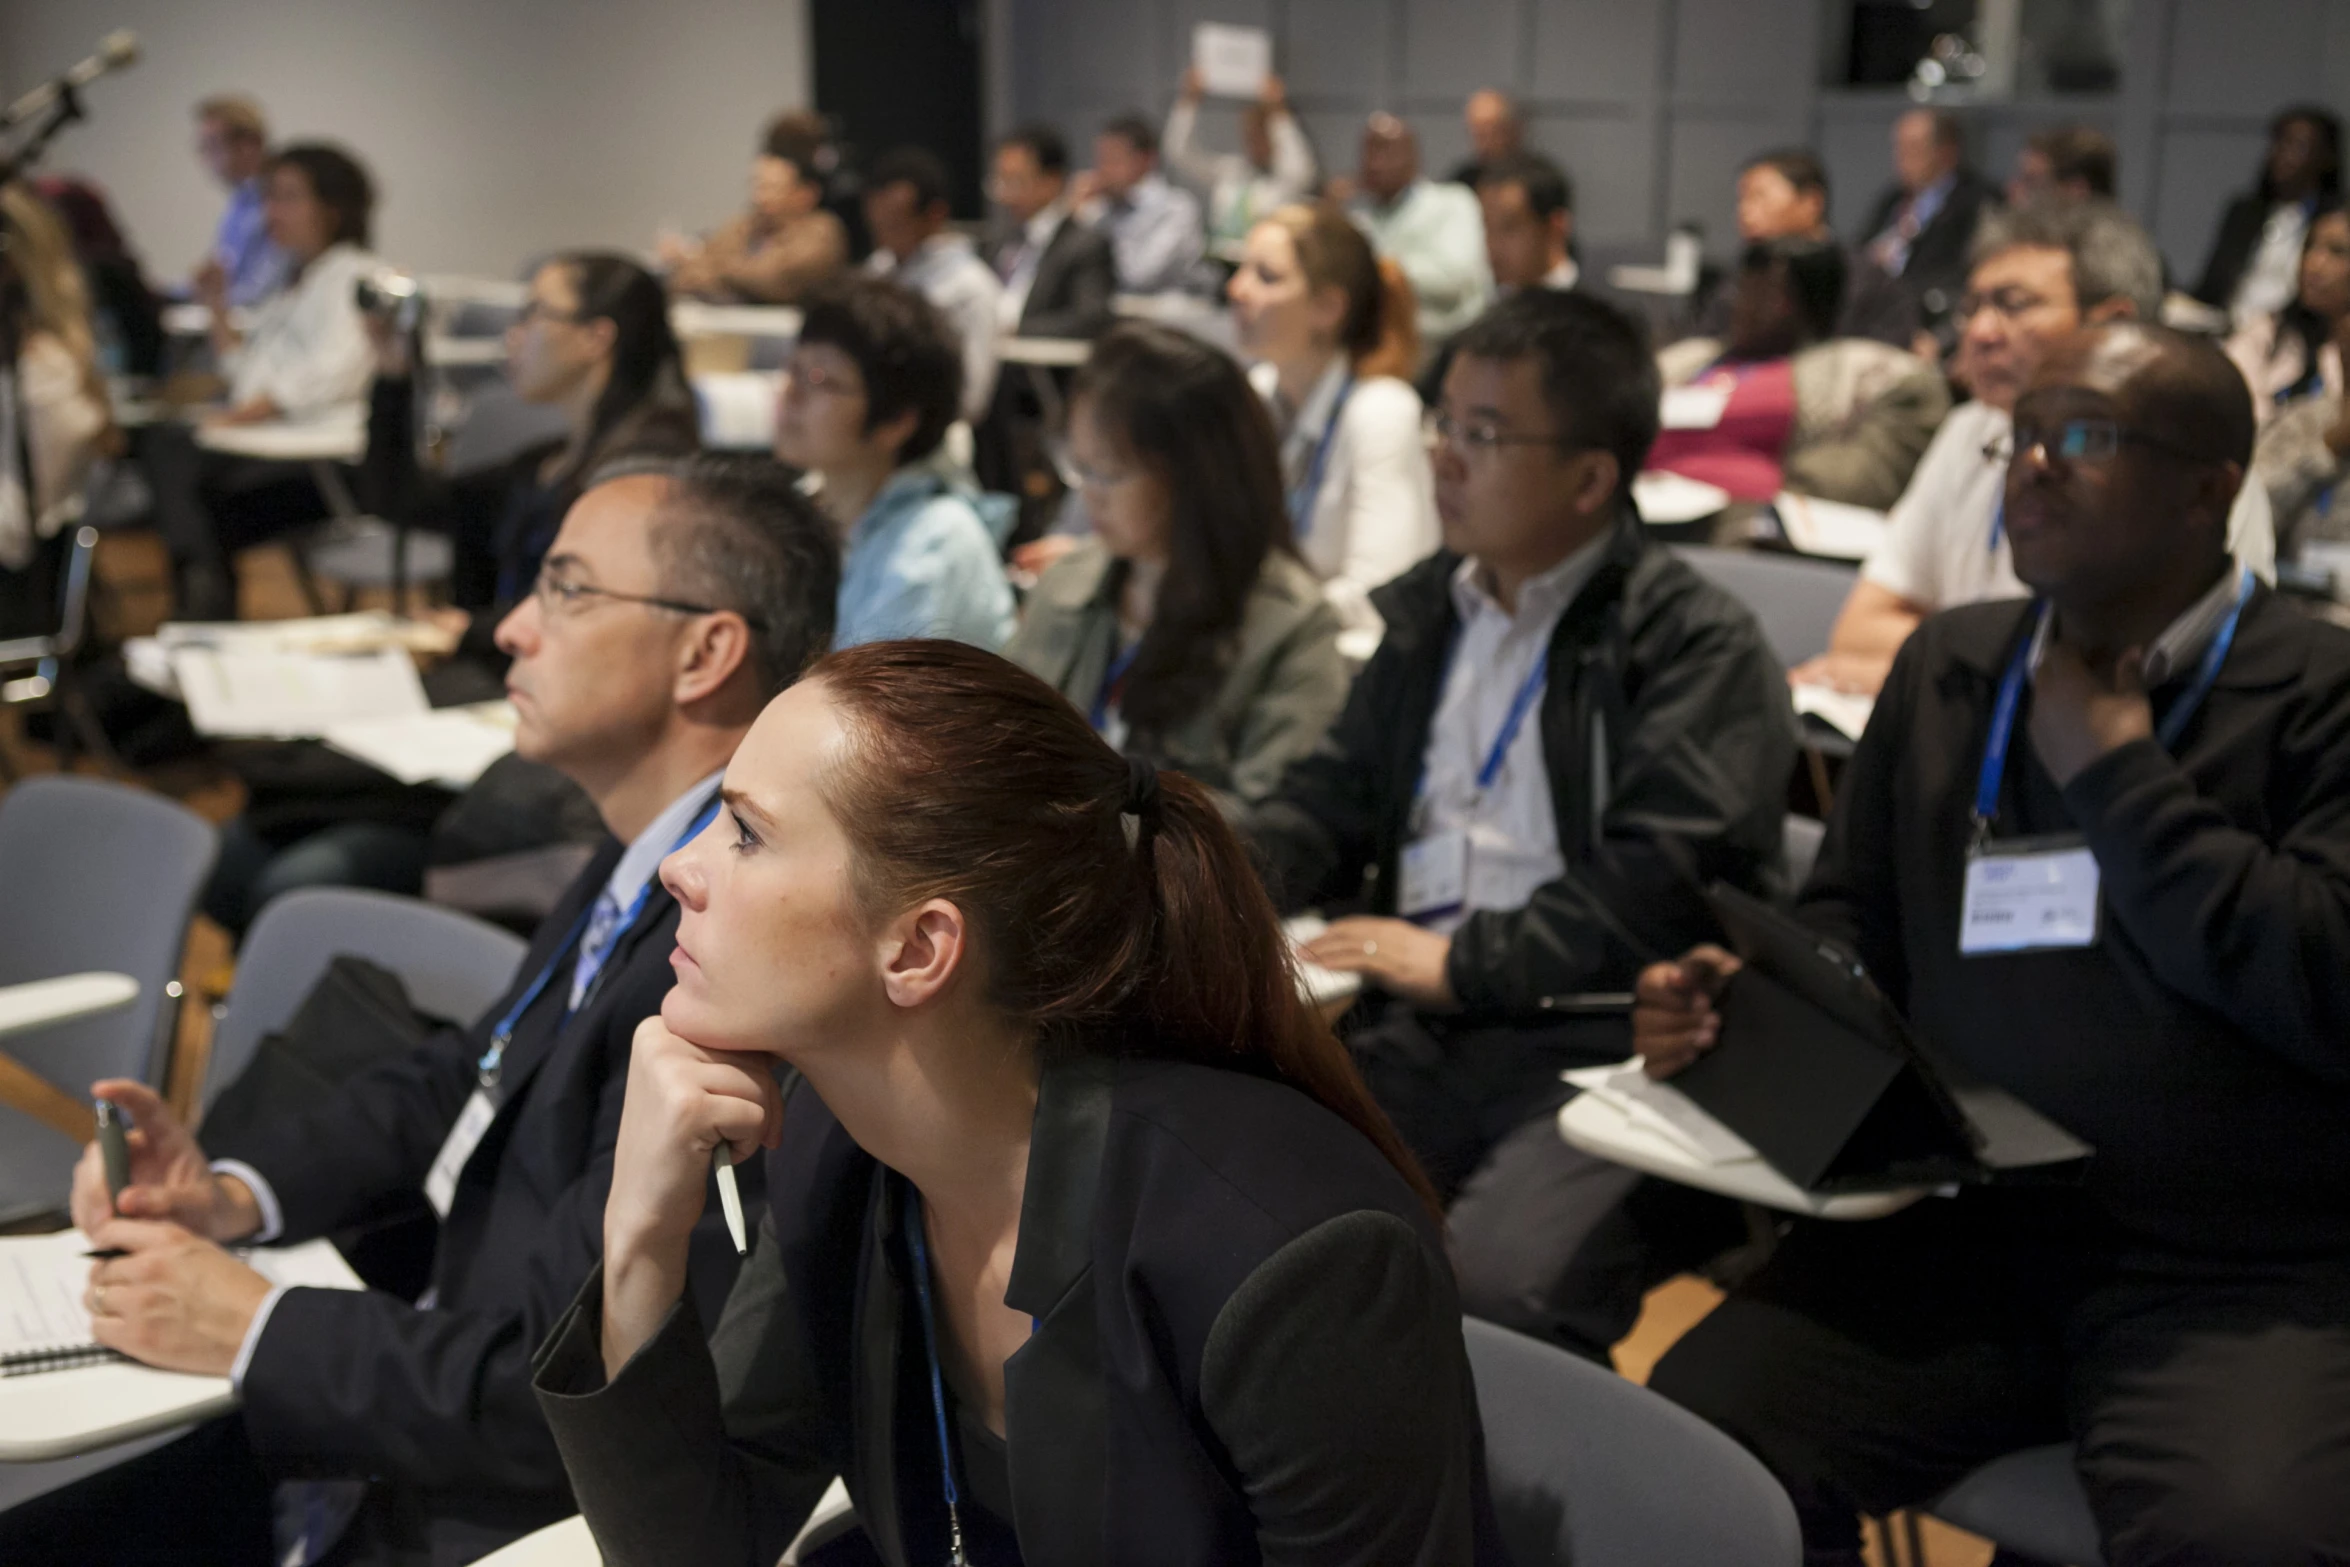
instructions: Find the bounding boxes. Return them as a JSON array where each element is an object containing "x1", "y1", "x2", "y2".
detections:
[{"x1": 1, "y1": 1230, "x2": 363, "y2": 1377}]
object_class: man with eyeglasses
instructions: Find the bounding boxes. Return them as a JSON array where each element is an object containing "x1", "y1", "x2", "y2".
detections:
[
  {"x1": 1793, "y1": 201, "x2": 2275, "y2": 698},
  {"x1": 1636, "y1": 322, "x2": 2350, "y2": 1564},
  {"x1": 22, "y1": 457, "x2": 839, "y2": 1566},
  {"x1": 1248, "y1": 290, "x2": 1793, "y2": 1361}
]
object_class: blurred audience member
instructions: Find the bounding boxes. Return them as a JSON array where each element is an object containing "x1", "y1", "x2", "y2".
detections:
[
  {"x1": 2006, "y1": 124, "x2": 2117, "y2": 208},
  {"x1": 664, "y1": 113, "x2": 849, "y2": 306},
  {"x1": 1078, "y1": 113, "x2": 1205, "y2": 294},
  {"x1": 2225, "y1": 205, "x2": 2350, "y2": 428},
  {"x1": 1350, "y1": 113, "x2": 1492, "y2": 346},
  {"x1": 1164, "y1": 69, "x2": 1316, "y2": 254},
  {"x1": 191, "y1": 93, "x2": 284, "y2": 308},
  {"x1": 1230, "y1": 202, "x2": 1437, "y2": 637},
  {"x1": 862, "y1": 146, "x2": 1004, "y2": 423},
  {"x1": 2194, "y1": 105, "x2": 2343, "y2": 327},
  {"x1": 1448, "y1": 89, "x2": 1526, "y2": 188},
  {"x1": 1861, "y1": 109, "x2": 1996, "y2": 343}
]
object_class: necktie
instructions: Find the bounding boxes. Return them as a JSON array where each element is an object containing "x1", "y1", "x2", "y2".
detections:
[{"x1": 568, "y1": 888, "x2": 626, "y2": 1012}]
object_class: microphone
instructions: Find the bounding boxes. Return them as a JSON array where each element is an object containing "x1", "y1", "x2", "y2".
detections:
[{"x1": 0, "y1": 30, "x2": 139, "y2": 132}]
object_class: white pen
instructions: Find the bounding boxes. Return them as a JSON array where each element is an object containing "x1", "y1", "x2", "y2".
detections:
[{"x1": 713, "y1": 1143, "x2": 748, "y2": 1256}]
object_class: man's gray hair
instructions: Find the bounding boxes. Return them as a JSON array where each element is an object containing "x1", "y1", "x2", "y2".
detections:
[
  {"x1": 1971, "y1": 198, "x2": 2163, "y2": 320},
  {"x1": 640, "y1": 454, "x2": 841, "y2": 700}
]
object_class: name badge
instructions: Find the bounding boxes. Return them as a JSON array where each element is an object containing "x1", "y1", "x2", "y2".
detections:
[
  {"x1": 1959, "y1": 835, "x2": 2101, "y2": 955},
  {"x1": 423, "y1": 1088, "x2": 499, "y2": 1218},
  {"x1": 1399, "y1": 830, "x2": 1468, "y2": 923}
]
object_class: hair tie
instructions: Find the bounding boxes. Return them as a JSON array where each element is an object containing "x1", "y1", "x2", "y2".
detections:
[{"x1": 1123, "y1": 756, "x2": 1162, "y2": 823}]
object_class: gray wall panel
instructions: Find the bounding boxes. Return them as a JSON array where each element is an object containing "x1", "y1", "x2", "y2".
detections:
[
  {"x1": 1402, "y1": 0, "x2": 1526, "y2": 98},
  {"x1": 1286, "y1": 0, "x2": 1394, "y2": 100},
  {"x1": 2153, "y1": 128, "x2": 2273, "y2": 288},
  {"x1": 2163, "y1": 0, "x2": 2331, "y2": 116},
  {"x1": 1530, "y1": 0, "x2": 1663, "y2": 105},
  {"x1": 1532, "y1": 113, "x2": 1658, "y2": 243}
]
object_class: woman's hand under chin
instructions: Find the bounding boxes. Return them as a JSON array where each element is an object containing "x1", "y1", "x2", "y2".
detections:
[{"x1": 599, "y1": 1015, "x2": 784, "y2": 1375}]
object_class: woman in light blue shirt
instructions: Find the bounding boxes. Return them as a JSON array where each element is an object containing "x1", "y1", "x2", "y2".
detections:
[{"x1": 774, "y1": 277, "x2": 1014, "y2": 650}]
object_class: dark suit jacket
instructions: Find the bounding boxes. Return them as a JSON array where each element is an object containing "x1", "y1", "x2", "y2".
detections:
[
  {"x1": 985, "y1": 213, "x2": 1116, "y2": 340},
  {"x1": 1862, "y1": 167, "x2": 1997, "y2": 330},
  {"x1": 535, "y1": 1055, "x2": 1506, "y2": 1567},
  {"x1": 210, "y1": 799, "x2": 749, "y2": 1567}
]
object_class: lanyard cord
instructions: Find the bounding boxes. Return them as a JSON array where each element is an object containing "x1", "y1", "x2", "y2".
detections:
[
  {"x1": 904, "y1": 1185, "x2": 971, "y2": 1567},
  {"x1": 1089, "y1": 636, "x2": 1144, "y2": 734},
  {"x1": 1414, "y1": 628, "x2": 1552, "y2": 806},
  {"x1": 1287, "y1": 372, "x2": 1355, "y2": 539},
  {"x1": 474, "y1": 794, "x2": 722, "y2": 1089},
  {"x1": 1972, "y1": 569, "x2": 2254, "y2": 838}
]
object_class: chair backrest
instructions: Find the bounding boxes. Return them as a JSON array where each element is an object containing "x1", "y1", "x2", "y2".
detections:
[
  {"x1": 1672, "y1": 545, "x2": 1858, "y2": 669},
  {"x1": 0, "y1": 775, "x2": 215, "y2": 1089},
  {"x1": 1463, "y1": 1316, "x2": 1802, "y2": 1567},
  {"x1": 0, "y1": 525, "x2": 99, "y2": 668},
  {"x1": 1783, "y1": 814, "x2": 1827, "y2": 895},
  {"x1": 202, "y1": 887, "x2": 530, "y2": 1114}
]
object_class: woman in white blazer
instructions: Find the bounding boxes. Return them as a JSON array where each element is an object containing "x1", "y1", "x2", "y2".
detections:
[{"x1": 1229, "y1": 202, "x2": 1439, "y2": 642}]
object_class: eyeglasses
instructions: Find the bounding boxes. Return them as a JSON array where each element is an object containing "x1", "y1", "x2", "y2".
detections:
[
  {"x1": 1988, "y1": 417, "x2": 2215, "y2": 468},
  {"x1": 531, "y1": 567, "x2": 727, "y2": 622},
  {"x1": 514, "y1": 297, "x2": 584, "y2": 326},
  {"x1": 782, "y1": 360, "x2": 860, "y2": 398},
  {"x1": 1954, "y1": 287, "x2": 2055, "y2": 324},
  {"x1": 1423, "y1": 409, "x2": 1569, "y2": 457}
]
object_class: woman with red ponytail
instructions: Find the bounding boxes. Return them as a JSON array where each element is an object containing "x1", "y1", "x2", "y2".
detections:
[{"x1": 534, "y1": 638, "x2": 1501, "y2": 1566}]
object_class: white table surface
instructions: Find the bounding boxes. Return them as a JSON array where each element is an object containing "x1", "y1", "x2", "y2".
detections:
[
  {"x1": 670, "y1": 302, "x2": 803, "y2": 339},
  {"x1": 195, "y1": 418, "x2": 366, "y2": 463},
  {"x1": 474, "y1": 1477, "x2": 855, "y2": 1565},
  {"x1": 0, "y1": 974, "x2": 138, "y2": 1042},
  {"x1": 1557, "y1": 1063, "x2": 1925, "y2": 1221}
]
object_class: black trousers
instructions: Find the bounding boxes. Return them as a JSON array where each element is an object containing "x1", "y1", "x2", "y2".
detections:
[
  {"x1": 144, "y1": 422, "x2": 330, "y2": 619},
  {"x1": 0, "y1": 1416, "x2": 275, "y2": 1565},
  {"x1": 1648, "y1": 1189, "x2": 2350, "y2": 1566},
  {"x1": 1347, "y1": 1004, "x2": 1745, "y2": 1361}
]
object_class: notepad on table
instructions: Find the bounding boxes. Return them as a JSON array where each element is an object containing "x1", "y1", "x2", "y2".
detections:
[
  {"x1": 1, "y1": 1231, "x2": 363, "y2": 1378},
  {"x1": 323, "y1": 700, "x2": 518, "y2": 789},
  {"x1": 171, "y1": 644, "x2": 429, "y2": 740}
]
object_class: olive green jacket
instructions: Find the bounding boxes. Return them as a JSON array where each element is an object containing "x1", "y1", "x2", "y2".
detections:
[{"x1": 1006, "y1": 539, "x2": 1351, "y2": 813}]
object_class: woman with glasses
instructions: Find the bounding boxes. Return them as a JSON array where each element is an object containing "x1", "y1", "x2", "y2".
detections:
[
  {"x1": 1228, "y1": 201, "x2": 1438, "y2": 642},
  {"x1": 533, "y1": 637, "x2": 1501, "y2": 1565},
  {"x1": 1004, "y1": 322, "x2": 1347, "y2": 811},
  {"x1": 774, "y1": 276, "x2": 1014, "y2": 649}
]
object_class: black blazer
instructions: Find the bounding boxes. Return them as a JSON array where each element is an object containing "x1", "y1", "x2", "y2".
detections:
[
  {"x1": 1861, "y1": 167, "x2": 1996, "y2": 327},
  {"x1": 2189, "y1": 192, "x2": 2338, "y2": 311},
  {"x1": 535, "y1": 1054, "x2": 1506, "y2": 1566},
  {"x1": 985, "y1": 213, "x2": 1116, "y2": 340},
  {"x1": 210, "y1": 806, "x2": 749, "y2": 1566}
]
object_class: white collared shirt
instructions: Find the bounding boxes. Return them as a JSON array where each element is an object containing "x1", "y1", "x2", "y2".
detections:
[
  {"x1": 1412, "y1": 536, "x2": 1611, "y2": 932},
  {"x1": 216, "y1": 770, "x2": 724, "y2": 1391},
  {"x1": 225, "y1": 241, "x2": 377, "y2": 419}
]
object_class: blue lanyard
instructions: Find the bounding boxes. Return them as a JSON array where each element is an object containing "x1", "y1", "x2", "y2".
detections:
[
  {"x1": 1286, "y1": 372, "x2": 1354, "y2": 539},
  {"x1": 1089, "y1": 638, "x2": 1143, "y2": 734},
  {"x1": 1972, "y1": 569, "x2": 2254, "y2": 833},
  {"x1": 1988, "y1": 500, "x2": 2005, "y2": 553},
  {"x1": 474, "y1": 794, "x2": 722, "y2": 1089},
  {"x1": 904, "y1": 1186, "x2": 971, "y2": 1567},
  {"x1": 1478, "y1": 649, "x2": 1551, "y2": 791}
]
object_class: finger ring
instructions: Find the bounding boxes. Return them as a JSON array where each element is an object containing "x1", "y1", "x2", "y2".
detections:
[
  {"x1": 1363, "y1": 940, "x2": 1378, "y2": 957},
  {"x1": 92, "y1": 1284, "x2": 107, "y2": 1315}
]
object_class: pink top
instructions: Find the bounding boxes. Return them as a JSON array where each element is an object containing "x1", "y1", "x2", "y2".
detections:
[{"x1": 1646, "y1": 359, "x2": 1799, "y2": 502}]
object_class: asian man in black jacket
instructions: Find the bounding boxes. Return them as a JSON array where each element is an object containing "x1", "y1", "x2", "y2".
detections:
[
  {"x1": 14, "y1": 457, "x2": 838, "y2": 1567},
  {"x1": 1636, "y1": 323, "x2": 2350, "y2": 1565}
]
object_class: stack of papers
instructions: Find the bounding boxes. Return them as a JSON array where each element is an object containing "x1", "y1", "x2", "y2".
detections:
[
  {"x1": 129, "y1": 614, "x2": 454, "y2": 707},
  {"x1": 1562, "y1": 1059, "x2": 1757, "y2": 1167},
  {"x1": 1633, "y1": 470, "x2": 1732, "y2": 525},
  {"x1": 1791, "y1": 682, "x2": 1875, "y2": 742},
  {"x1": 172, "y1": 645, "x2": 427, "y2": 740},
  {"x1": 1281, "y1": 915, "x2": 1363, "y2": 1012},
  {"x1": 323, "y1": 701, "x2": 517, "y2": 789}
]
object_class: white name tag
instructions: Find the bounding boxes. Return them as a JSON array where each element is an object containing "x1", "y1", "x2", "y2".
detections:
[
  {"x1": 423, "y1": 1089, "x2": 499, "y2": 1218},
  {"x1": 1959, "y1": 837, "x2": 2101, "y2": 955},
  {"x1": 1660, "y1": 384, "x2": 1731, "y2": 431},
  {"x1": 1399, "y1": 830, "x2": 1468, "y2": 922}
]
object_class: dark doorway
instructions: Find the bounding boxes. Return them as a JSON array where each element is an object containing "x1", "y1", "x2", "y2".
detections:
[{"x1": 812, "y1": 0, "x2": 987, "y2": 221}]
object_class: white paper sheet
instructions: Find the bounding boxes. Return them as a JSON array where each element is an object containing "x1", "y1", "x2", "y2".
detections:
[
  {"x1": 1633, "y1": 469, "x2": 1732, "y2": 524},
  {"x1": 323, "y1": 701, "x2": 518, "y2": 788},
  {"x1": 171, "y1": 645, "x2": 429, "y2": 740},
  {"x1": 2, "y1": 1232, "x2": 361, "y2": 1363},
  {"x1": 1281, "y1": 914, "x2": 1363, "y2": 1011},
  {"x1": 1562, "y1": 1060, "x2": 1757, "y2": 1166},
  {"x1": 1193, "y1": 22, "x2": 1272, "y2": 97},
  {"x1": 1791, "y1": 682, "x2": 1876, "y2": 741},
  {"x1": 1772, "y1": 491, "x2": 1890, "y2": 561}
]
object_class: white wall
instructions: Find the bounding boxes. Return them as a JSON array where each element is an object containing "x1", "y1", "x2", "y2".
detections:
[{"x1": 0, "y1": 0, "x2": 810, "y2": 281}]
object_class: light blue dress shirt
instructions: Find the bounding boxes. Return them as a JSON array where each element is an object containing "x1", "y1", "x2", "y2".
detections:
[{"x1": 834, "y1": 469, "x2": 1016, "y2": 650}]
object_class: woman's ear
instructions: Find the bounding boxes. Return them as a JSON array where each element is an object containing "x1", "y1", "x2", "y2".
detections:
[
  {"x1": 1308, "y1": 280, "x2": 1350, "y2": 345},
  {"x1": 878, "y1": 898, "x2": 969, "y2": 1010}
]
